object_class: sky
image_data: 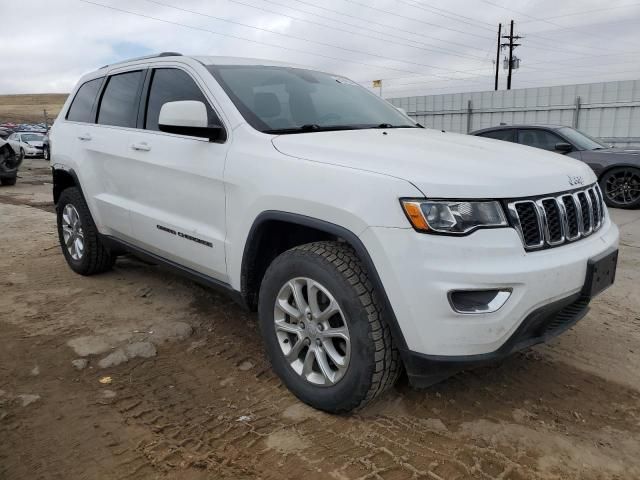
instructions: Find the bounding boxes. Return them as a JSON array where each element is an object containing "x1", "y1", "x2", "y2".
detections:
[{"x1": 1, "y1": 0, "x2": 640, "y2": 98}]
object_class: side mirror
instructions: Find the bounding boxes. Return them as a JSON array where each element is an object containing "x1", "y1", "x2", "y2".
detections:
[
  {"x1": 158, "y1": 101, "x2": 224, "y2": 142},
  {"x1": 555, "y1": 142, "x2": 573, "y2": 153}
]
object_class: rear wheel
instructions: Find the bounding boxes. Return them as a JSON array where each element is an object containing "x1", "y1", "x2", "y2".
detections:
[
  {"x1": 0, "y1": 176, "x2": 17, "y2": 186},
  {"x1": 56, "y1": 187, "x2": 115, "y2": 275},
  {"x1": 258, "y1": 241, "x2": 400, "y2": 413},
  {"x1": 599, "y1": 167, "x2": 640, "y2": 209}
]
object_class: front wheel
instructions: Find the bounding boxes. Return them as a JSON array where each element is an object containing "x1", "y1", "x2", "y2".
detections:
[
  {"x1": 599, "y1": 167, "x2": 640, "y2": 209},
  {"x1": 19, "y1": 148, "x2": 25, "y2": 162},
  {"x1": 258, "y1": 241, "x2": 400, "y2": 413},
  {"x1": 43, "y1": 148, "x2": 49, "y2": 161}
]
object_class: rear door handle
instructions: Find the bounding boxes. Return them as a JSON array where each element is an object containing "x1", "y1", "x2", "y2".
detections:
[
  {"x1": 131, "y1": 142, "x2": 151, "y2": 152},
  {"x1": 78, "y1": 133, "x2": 92, "y2": 141}
]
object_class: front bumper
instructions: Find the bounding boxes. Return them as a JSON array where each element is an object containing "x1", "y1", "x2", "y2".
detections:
[{"x1": 360, "y1": 215, "x2": 619, "y2": 379}]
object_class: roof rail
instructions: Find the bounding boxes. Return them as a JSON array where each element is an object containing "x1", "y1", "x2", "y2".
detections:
[{"x1": 100, "y1": 52, "x2": 182, "y2": 69}]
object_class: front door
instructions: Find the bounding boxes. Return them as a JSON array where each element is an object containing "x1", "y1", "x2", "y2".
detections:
[{"x1": 126, "y1": 67, "x2": 229, "y2": 282}]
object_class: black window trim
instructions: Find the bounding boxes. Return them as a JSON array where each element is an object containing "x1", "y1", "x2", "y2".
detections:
[
  {"x1": 95, "y1": 69, "x2": 147, "y2": 129},
  {"x1": 65, "y1": 76, "x2": 106, "y2": 123},
  {"x1": 138, "y1": 65, "x2": 228, "y2": 143}
]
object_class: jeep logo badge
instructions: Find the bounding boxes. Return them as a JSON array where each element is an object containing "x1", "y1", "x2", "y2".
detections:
[{"x1": 568, "y1": 175, "x2": 584, "y2": 186}]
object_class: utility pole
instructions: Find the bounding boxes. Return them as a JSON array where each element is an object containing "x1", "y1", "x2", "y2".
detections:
[
  {"x1": 501, "y1": 20, "x2": 521, "y2": 90},
  {"x1": 494, "y1": 23, "x2": 502, "y2": 91}
]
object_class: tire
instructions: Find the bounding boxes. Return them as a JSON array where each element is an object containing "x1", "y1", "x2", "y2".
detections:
[
  {"x1": 599, "y1": 167, "x2": 640, "y2": 209},
  {"x1": 43, "y1": 148, "x2": 49, "y2": 161},
  {"x1": 19, "y1": 148, "x2": 25, "y2": 162},
  {"x1": 258, "y1": 241, "x2": 400, "y2": 413},
  {"x1": 0, "y1": 176, "x2": 17, "y2": 186},
  {"x1": 56, "y1": 187, "x2": 115, "y2": 275}
]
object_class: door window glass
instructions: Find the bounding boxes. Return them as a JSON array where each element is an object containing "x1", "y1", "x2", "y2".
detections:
[
  {"x1": 517, "y1": 129, "x2": 563, "y2": 151},
  {"x1": 67, "y1": 78, "x2": 103, "y2": 123},
  {"x1": 145, "y1": 68, "x2": 219, "y2": 131},
  {"x1": 97, "y1": 71, "x2": 143, "y2": 128}
]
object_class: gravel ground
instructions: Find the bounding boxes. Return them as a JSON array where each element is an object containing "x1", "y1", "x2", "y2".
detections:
[{"x1": 1, "y1": 158, "x2": 639, "y2": 480}]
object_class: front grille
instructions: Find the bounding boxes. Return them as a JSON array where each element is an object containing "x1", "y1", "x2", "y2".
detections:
[{"x1": 507, "y1": 184, "x2": 606, "y2": 251}]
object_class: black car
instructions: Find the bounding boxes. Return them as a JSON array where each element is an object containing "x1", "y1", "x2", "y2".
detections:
[{"x1": 471, "y1": 124, "x2": 640, "y2": 209}]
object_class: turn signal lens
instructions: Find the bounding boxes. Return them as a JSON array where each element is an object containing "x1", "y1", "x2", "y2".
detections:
[{"x1": 401, "y1": 201, "x2": 429, "y2": 231}]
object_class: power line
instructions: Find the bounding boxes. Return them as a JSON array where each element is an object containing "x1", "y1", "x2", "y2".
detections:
[
  {"x1": 257, "y1": 0, "x2": 492, "y2": 56},
  {"x1": 394, "y1": 0, "x2": 496, "y2": 31},
  {"x1": 140, "y1": 0, "x2": 485, "y2": 74},
  {"x1": 341, "y1": 0, "x2": 495, "y2": 40},
  {"x1": 519, "y1": 2, "x2": 640, "y2": 23},
  {"x1": 145, "y1": 0, "x2": 489, "y2": 63},
  {"x1": 77, "y1": 0, "x2": 479, "y2": 80},
  {"x1": 477, "y1": 0, "x2": 617, "y2": 53}
]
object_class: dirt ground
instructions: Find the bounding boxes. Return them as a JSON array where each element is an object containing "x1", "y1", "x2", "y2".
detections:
[{"x1": 1, "y1": 158, "x2": 640, "y2": 480}]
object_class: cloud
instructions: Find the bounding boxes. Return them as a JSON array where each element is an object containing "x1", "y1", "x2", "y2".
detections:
[{"x1": 1, "y1": 0, "x2": 639, "y2": 95}]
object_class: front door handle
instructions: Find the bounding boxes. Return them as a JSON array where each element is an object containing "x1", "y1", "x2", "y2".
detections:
[
  {"x1": 131, "y1": 142, "x2": 151, "y2": 152},
  {"x1": 78, "y1": 133, "x2": 92, "y2": 141}
]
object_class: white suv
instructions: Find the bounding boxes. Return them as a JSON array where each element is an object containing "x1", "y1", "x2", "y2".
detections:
[{"x1": 50, "y1": 53, "x2": 619, "y2": 412}]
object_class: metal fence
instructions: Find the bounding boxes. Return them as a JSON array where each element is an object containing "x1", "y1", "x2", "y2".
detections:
[{"x1": 388, "y1": 79, "x2": 640, "y2": 148}]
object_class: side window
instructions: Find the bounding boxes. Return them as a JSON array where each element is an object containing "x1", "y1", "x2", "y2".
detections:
[
  {"x1": 97, "y1": 71, "x2": 144, "y2": 128},
  {"x1": 145, "y1": 68, "x2": 219, "y2": 131},
  {"x1": 66, "y1": 78, "x2": 103, "y2": 123},
  {"x1": 478, "y1": 129, "x2": 515, "y2": 142},
  {"x1": 517, "y1": 129, "x2": 563, "y2": 151}
]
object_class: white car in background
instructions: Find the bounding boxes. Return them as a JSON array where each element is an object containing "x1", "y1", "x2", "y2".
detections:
[{"x1": 7, "y1": 131, "x2": 46, "y2": 160}]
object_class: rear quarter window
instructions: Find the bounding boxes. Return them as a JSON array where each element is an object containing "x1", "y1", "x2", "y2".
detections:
[{"x1": 66, "y1": 78, "x2": 103, "y2": 123}]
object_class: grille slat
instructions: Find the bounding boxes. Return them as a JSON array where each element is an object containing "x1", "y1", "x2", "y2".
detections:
[{"x1": 509, "y1": 184, "x2": 606, "y2": 251}]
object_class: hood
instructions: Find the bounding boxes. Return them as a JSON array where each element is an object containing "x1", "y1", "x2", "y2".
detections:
[
  {"x1": 25, "y1": 141, "x2": 43, "y2": 147},
  {"x1": 272, "y1": 128, "x2": 596, "y2": 198}
]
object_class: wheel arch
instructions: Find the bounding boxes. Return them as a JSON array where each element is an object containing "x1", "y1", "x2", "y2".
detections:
[
  {"x1": 52, "y1": 166, "x2": 84, "y2": 206},
  {"x1": 240, "y1": 211, "x2": 409, "y2": 351},
  {"x1": 597, "y1": 163, "x2": 640, "y2": 181}
]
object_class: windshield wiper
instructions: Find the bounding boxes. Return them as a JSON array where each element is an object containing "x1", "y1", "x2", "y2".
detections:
[
  {"x1": 375, "y1": 123, "x2": 421, "y2": 129},
  {"x1": 264, "y1": 124, "x2": 368, "y2": 134}
]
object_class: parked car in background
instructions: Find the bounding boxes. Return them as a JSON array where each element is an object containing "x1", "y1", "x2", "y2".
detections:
[
  {"x1": 7, "y1": 131, "x2": 46, "y2": 161},
  {"x1": 471, "y1": 124, "x2": 640, "y2": 209},
  {"x1": 0, "y1": 128, "x2": 12, "y2": 140},
  {"x1": 0, "y1": 137, "x2": 21, "y2": 186}
]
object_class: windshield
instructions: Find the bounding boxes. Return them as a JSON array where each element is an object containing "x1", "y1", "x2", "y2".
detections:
[
  {"x1": 207, "y1": 65, "x2": 417, "y2": 133},
  {"x1": 21, "y1": 133, "x2": 44, "y2": 142},
  {"x1": 558, "y1": 127, "x2": 606, "y2": 151}
]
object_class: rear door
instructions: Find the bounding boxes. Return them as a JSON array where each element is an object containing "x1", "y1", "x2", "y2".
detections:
[
  {"x1": 80, "y1": 69, "x2": 146, "y2": 238},
  {"x1": 126, "y1": 67, "x2": 229, "y2": 281}
]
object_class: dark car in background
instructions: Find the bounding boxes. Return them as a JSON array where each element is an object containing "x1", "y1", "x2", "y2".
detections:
[{"x1": 471, "y1": 124, "x2": 640, "y2": 209}]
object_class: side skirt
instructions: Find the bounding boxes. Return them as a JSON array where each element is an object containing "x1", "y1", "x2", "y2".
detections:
[{"x1": 101, "y1": 235, "x2": 247, "y2": 309}]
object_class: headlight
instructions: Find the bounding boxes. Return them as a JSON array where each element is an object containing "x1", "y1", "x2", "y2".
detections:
[{"x1": 401, "y1": 199, "x2": 508, "y2": 234}]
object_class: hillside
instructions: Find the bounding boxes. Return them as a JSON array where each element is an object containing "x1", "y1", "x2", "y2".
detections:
[{"x1": 0, "y1": 93, "x2": 68, "y2": 124}]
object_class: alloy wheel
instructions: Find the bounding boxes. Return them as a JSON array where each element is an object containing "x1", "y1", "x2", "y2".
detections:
[
  {"x1": 604, "y1": 169, "x2": 640, "y2": 206},
  {"x1": 273, "y1": 277, "x2": 351, "y2": 386},
  {"x1": 61, "y1": 204, "x2": 85, "y2": 260}
]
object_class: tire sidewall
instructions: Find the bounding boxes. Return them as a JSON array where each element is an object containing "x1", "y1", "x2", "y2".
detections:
[
  {"x1": 258, "y1": 249, "x2": 377, "y2": 412},
  {"x1": 56, "y1": 189, "x2": 94, "y2": 274}
]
